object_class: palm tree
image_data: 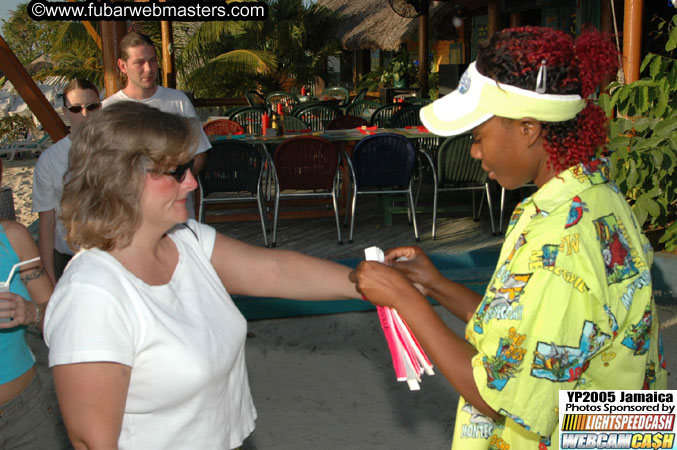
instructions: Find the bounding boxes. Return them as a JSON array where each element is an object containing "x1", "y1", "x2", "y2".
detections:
[{"x1": 177, "y1": 0, "x2": 341, "y2": 97}]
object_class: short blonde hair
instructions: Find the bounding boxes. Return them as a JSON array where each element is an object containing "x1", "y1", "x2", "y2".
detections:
[{"x1": 61, "y1": 101, "x2": 198, "y2": 251}]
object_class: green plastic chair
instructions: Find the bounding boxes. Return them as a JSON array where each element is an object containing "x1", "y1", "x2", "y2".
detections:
[
  {"x1": 432, "y1": 134, "x2": 496, "y2": 239},
  {"x1": 321, "y1": 86, "x2": 350, "y2": 106},
  {"x1": 230, "y1": 107, "x2": 264, "y2": 134},
  {"x1": 283, "y1": 115, "x2": 311, "y2": 132},
  {"x1": 292, "y1": 103, "x2": 340, "y2": 131},
  {"x1": 370, "y1": 103, "x2": 407, "y2": 128},
  {"x1": 345, "y1": 100, "x2": 381, "y2": 120},
  {"x1": 266, "y1": 91, "x2": 300, "y2": 115}
]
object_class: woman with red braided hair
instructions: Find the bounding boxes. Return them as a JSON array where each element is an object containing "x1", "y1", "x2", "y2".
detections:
[{"x1": 354, "y1": 27, "x2": 667, "y2": 449}]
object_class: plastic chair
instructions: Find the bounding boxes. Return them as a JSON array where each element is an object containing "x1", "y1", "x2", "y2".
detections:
[
  {"x1": 270, "y1": 136, "x2": 343, "y2": 246},
  {"x1": 283, "y1": 115, "x2": 311, "y2": 132},
  {"x1": 245, "y1": 90, "x2": 267, "y2": 109},
  {"x1": 325, "y1": 115, "x2": 370, "y2": 130},
  {"x1": 321, "y1": 86, "x2": 350, "y2": 106},
  {"x1": 391, "y1": 105, "x2": 439, "y2": 158},
  {"x1": 224, "y1": 105, "x2": 251, "y2": 119},
  {"x1": 266, "y1": 91, "x2": 300, "y2": 115},
  {"x1": 230, "y1": 107, "x2": 264, "y2": 134},
  {"x1": 370, "y1": 103, "x2": 407, "y2": 128},
  {"x1": 432, "y1": 134, "x2": 496, "y2": 239},
  {"x1": 292, "y1": 103, "x2": 340, "y2": 131},
  {"x1": 198, "y1": 139, "x2": 270, "y2": 246},
  {"x1": 3, "y1": 133, "x2": 51, "y2": 161},
  {"x1": 203, "y1": 119, "x2": 245, "y2": 136},
  {"x1": 345, "y1": 100, "x2": 381, "y2": 120},
  {"x1": 348, "y1": 87, "x2": 368, "y2": 106},
  {"x1": 345, "y1": 133, "x2": 420, "y2": 243}
]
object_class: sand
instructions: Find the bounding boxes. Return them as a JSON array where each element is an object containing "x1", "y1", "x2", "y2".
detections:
[{"x1": 2, "y1": 155, "x2": 39, "y2": 227}]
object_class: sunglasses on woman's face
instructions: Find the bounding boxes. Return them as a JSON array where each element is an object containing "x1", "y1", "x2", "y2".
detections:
[
  {"x1": 156, "y1": 160, "x2": 195, "y2": 183},
  {"x1": 65, "y1": 103, "x2": 102, "y2": 114}
]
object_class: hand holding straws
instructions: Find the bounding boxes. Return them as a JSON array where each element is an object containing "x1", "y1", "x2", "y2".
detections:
[{"x1": 364, "y1": 247, "x2": 434, "y2": 391}]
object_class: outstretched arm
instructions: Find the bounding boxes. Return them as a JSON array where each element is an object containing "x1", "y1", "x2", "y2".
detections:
[
  {"x1": 384, "y1": 246, "x2": 483, "y2": 322},
  {"x1": 354, "y1": 261, "x2": 499, "y2": 420},
  {"x1": 210, "y1": 232, "x2": 360, "y2": 300}
]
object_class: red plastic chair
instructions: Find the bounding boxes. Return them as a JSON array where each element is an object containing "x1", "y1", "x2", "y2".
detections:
[
  {"x1": 203, "y1": 119, "x2": 245, "y2": 136},
  {"x1": 271, "y1": 136, "x2": 343, "y2": 246}
]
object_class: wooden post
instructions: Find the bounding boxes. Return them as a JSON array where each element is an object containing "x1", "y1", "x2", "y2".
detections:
[
  {"x1": 418, "y1": 13, "x2": 429, "y2": 98},
  {"x1": 622, "y1": 0, "x2": 643, "y2": 83},
  {"x1": 601, "y1": 0, "x2": 613, "y2": 34},
  {"x1": 0, "y1": 35, "x2": 68, "y2": 141},
  {"x1": 509, "y1": 12, "x2": 522, "y2": 28},
  {"x1": 100, "y1": 21, "x2": 127, "y2": 98},
  {"x1": 161, "y1": 21, "x2": 176, "y2": 88},
  {"x1": 487, "y1": 0, "x2": 501, "y2": 38}
]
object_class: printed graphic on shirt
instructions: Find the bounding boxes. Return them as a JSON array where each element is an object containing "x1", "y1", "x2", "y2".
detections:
[
  {"x1": 483, "y1": 327, "x2": 526, "y2": 391},
  {"x1": 499, "y1": 408, "x2": 529, "y2": 430},
  {"x1": 621, "y1": 306, "x2": 652, "y2": 355},
  {"x1": 531, "y1": 320, "x2": 610, "y2": 382},
  {"x1": 593, "y1": 214, "x2": 639, "y2": 285},
  {"x1": 603, "y1": 305, "x2": 619, "y2": 337},
  {"x1": 659, "y1": 335, "x2": 666, "y2": 370},
  {"x1": 460, "y1": 401, "x2": 498, "y2": 440},
  {"x1": 619, "y1": 270, "x2": 651, "y2": 310},
  {"x1": 507, "y1": 204, "x2": 527, "y2": 235},
  {"x1": 489, "y1": 435, "x2": 510, "y2": 450},
  {"x1": 643, "y1": 361, "x2": 657, "y2": 390},
  {"x1": 565, "y1": 196, "x2": 589, "y2": 228},
  {"x1": 474, "y1": 273, "x2": 531, "y2": 333},
  {"x1": 571, "y1": 158, "x2": 609, "y2": 185}
]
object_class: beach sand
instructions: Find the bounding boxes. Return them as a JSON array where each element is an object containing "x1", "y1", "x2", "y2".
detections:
[{"x1": 2, "y1": 155, "x2": 39, "y2": 227}]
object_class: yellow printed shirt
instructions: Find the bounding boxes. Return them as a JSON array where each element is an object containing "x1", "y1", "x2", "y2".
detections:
[{"x1": 452, "y1": 158, "x2": 667, "y2": 450}]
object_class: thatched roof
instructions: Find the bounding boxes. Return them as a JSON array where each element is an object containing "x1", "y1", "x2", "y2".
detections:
[{"x1": 318, "y1": 0, "x2": 486, "y2": 51}]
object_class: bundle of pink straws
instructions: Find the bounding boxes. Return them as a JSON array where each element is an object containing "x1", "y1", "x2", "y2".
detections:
[{"x1": 364, "y1": 247, "x2": 434, "y2": 391}]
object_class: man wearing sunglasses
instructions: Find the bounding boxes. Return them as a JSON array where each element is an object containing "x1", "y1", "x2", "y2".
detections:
[
  {"x1": 33, "y1": 79, "x2": 102, "y2": 284},
  {"x1": 102, "y1": 32, "x2": 211, "y2": 217}
]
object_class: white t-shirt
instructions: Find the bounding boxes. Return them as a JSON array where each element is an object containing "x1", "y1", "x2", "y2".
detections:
[
  {"x1": 45, "y1": 220, "x2": 256, "y2": 449},
  {"x1": 102, "y1": 86, "x2": 211, "y2": 154},
  {"x1": 32, "y1": 136, "x2": 73, "y2": 255}
]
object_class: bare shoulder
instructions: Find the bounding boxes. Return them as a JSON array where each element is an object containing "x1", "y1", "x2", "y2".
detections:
[{"x1": 0, "y1": 220, "x2": 38, "y2": 259}]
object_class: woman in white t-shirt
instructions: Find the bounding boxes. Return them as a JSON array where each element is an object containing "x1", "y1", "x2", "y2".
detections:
[{"x1": 44, "y1": 101, "x2": 360, "y2": 450}]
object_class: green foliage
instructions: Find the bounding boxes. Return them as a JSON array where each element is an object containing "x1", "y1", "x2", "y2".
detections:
[
  {"x1": 0, "y1": 114, "x2": 34, "y2": 143},
  {"x1": 177, "y1": 0, "x2": 340, "y2": 97},
  {"x1": 0, "y1": 3, "x2": 58, "y2": 65},
  {"x1": 598, "y1": 15, "x2": 677, "y2": 252},
  {"x1": 360, "y1": 49, "x2": 419, "y2": 89}
]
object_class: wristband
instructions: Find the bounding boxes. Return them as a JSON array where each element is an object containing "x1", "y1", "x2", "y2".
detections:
[{"x1": 32, "y1": 302, "x2": 41, "y2": 324}]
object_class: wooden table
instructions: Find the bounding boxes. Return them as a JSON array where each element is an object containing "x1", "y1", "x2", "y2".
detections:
[{"x1": 203, "y1": 127, "x2": 435, "y2": 224}]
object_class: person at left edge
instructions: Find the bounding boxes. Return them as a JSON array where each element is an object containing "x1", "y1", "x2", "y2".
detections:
[{"x1": 0, "y1": 159, "x2": 69, "y2": 449}]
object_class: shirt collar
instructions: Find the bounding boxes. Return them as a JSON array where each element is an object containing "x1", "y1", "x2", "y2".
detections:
[{"x1": 532, "y1": 158, "x2": 610, "y2": 215}]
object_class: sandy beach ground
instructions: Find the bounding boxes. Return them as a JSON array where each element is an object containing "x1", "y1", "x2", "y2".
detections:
[{"x1": 2, "y1": 155, "x2": 39, "y2": 227}]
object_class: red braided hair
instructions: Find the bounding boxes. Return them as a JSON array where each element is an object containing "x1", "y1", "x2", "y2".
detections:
[{"x1": 476, "y1": 26, "x2": 618, "y2": 173}]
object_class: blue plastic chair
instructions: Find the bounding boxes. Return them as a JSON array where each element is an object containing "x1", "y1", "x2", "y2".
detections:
[{"x1": 345, "y1": 133, "x2": 420, "y2": 243}]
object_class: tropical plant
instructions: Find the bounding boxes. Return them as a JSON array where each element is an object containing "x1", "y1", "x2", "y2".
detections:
[
  {"x1": 0, "y1": 3, "x2": 58, "y2": 65},
  {"x1": 176, "y1": 0, "x2": 340, "y2": 97},
  {"x1": 598, "y1": 14, "x2": 677, "y2": 252}
]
